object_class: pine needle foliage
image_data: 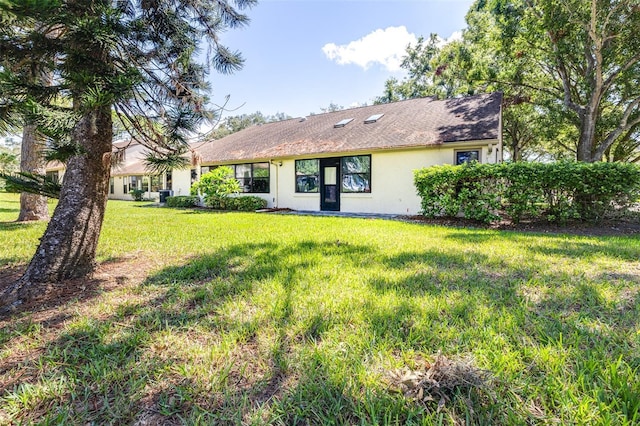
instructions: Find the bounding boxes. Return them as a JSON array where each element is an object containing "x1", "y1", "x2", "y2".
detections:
[
  {"x1": 0, "y1": 0, "x2": 256, "y2": 161},
  {"x1": 0, "y1": 170, "x2": 61, "y2": 198}
]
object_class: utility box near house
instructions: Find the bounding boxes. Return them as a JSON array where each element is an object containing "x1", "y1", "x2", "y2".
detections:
[{"x1": 159, "y1": 189, "x2": 173, "y2": 203}]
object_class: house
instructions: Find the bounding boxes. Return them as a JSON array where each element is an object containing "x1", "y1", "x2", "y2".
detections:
[
  {"x1": 47, "y1": 93, "x2": 502, "y2": 213},
  {"x1": 193, "y1": 93, "x2": 503, "y2": 215},
  {"x1": 107, "y1": 141, "x2": 193, "y2": 201},
  {"x1": 46, "y1": 140, "x2": 194, "y2": 201}
]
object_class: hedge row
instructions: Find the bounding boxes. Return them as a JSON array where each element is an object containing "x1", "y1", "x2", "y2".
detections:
[
  {"x1": 414, "y1": 162, "x2": 640, "y2": 223},
  {"x1": 205, "y1": 195, "x2": 268, "y2": 211},
  {"x1": 165, "y1": 195, "x2": 199, "y2": 208}
]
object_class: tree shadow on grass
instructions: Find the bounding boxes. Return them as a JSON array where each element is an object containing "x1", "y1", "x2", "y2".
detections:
[
  {"x1": 0, "y1": 207, "x2": 19, "y2": 214},
  {"x1": 0, "y1": 239, "x2": 383, "y2": 424},
  {"x1": 3, "y1": 237, "x2": 638, "y2": 424},
  {"x1": 444, "y1": 230, "x2": 640, "y2": 261},
  {"x1": 0, "y1": 221, "x2": 45, "y2": 231}
]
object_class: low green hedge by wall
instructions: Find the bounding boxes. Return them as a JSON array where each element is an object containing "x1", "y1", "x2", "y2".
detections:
[
  {"x1": 205, "y1": 195, "x2": 268, "y2": 211},
  {"x1": 166, "y1": 195, "x2": 199, "y2": 208},
  {"x1": 414, "y1": 162, "x2": 640, "y2": 223}
]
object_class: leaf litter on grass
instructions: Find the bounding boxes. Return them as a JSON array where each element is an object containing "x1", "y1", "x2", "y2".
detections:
[{"x1": 386, "y1": 352, "x2": 493, "y2": 412}]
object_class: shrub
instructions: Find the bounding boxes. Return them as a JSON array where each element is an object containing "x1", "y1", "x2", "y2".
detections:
[
  {"x1": 191, "y1": 166, "x2": 240, "y2": 197},
  {"x1": 234, "y1": 195, "x2": 268, "y2": 211},
  {"x1": 204, "y1": 195, "x2": 267, "y2": 211},
  {"x1": 166, "y1": 195, "x2": 199, "y2": 208},
  {"x1": 414, "y1": 161, "x2": 640, "y2": 224},
  {"x1": 130, "y1": 188, "x2": 145, "y2": 201},
  {"x1": 414, "y1": 163, "x2": 503, "y2": 223}
]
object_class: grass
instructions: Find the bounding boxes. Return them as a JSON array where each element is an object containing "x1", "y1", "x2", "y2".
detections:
[{"x1": 1, "y1": 192, "x2": 639, "y2": 425}]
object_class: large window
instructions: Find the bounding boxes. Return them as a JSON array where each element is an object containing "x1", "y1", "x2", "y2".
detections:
[
  {"x1": 295, "y1": 159, "x2": 319, "y2": 193},
  {"x1": 455, "y1": 150, "x2": 480, "y2": 165},
  {"x1": 200, "y1": 163, "x2": 270, "y2": 193},
  {"x1": 234, "y1": 162, "x2": 270, "y2": 193},
  {"x1": 129, "y1": 175, "x2": 140, "y2": 191},
  {"x1": 341, "y1": 155, "x2": 371, "y2": 193},
  {"x1": 150, "y1": 175, "x2": 162, "y2": 192}
]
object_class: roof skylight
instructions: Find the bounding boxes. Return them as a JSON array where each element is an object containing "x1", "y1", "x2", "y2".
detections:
[
  {"x1": 334, "y1": 118, "x2": 354, "y2": 128},
  {"x1": 364, "y1": 113, "x2": 384, "y2": 124}
]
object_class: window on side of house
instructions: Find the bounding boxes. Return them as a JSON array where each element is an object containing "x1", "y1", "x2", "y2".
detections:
[
  {"x1": 129, "y1": 175, "x2": 139, "y2": 191},
  {"x1": 109, "y1": 177, "x2": 114, "y2": 194},
  {"x1": 234, "y1": 162, "x2": 270, "y2": 193},
  {"x1": 295, "y1": 159, "x2": 319, "y2": 193},
  {"x1": 252, "y1": 162, "x2": 270, "y2": 193},
  {"x1": 150, "y1": 175, "x2": 162, "y2": 192},
  {"x1": 341, "y1": 155, "x2": 371, "y2": 193},
  {"x1": 166, "y1": 171, "x2": 172, "y2": 190},
  {"x1": 455, "y1": 150, "x2": 480, "y2": 165},
  {"x1": 235, "y1": 164, "x2": 252, "y2": 192}
]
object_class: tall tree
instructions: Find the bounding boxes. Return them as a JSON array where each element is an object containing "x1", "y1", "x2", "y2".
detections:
[
  {"x1": 210, "y1": 110, "x2": 291, "y2": 139},
  {"x1": 0, "y1": 0, "x2": 255, "y2": 312},
  {"x1": 17, "y1": 126, "x2": 49, "y2": 221},
  {"x1": 374, "y1": 32, "x2": 554, "y2": 161},
  {"x1": 476, "y1": 0, "x2": 640, "y2": 162}
]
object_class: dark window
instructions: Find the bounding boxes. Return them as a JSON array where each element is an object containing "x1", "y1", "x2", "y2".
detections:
[
  {"x1": 109, "y1": 177, "x2": 114, "y2": 194},
  {"x1": 191, "y1": 169, "x2": 198, "y2": 184},
  {"x1": 150, "y1": 175, "x2": 162, "y2": 192},
  {"x1": 130, "y1": 175, "x2": 140, "y2": 190},
  {"x1": 455, "y1": 150, "x2": 480, "y2": 165},
  {"x1": 234, "y1": 162, "x2": 270, "y2": 193},
  {"x1": 341, "y1": 155, "x2": 371, "y2": 193},
  {"x1": 295, "y1": 159, "x2": 319, "y2": 193},
  {"x1": 166, "y1": 171, "x2": 172, "y2": 190}
]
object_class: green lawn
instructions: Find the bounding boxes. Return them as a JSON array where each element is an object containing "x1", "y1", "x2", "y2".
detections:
[{"x1": 1, "y1": 192, "x2": 639, "y2": 425}]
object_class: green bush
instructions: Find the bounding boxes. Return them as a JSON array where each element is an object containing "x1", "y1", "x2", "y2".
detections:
[
  {"x1": 413, "y1": 163, "x2": 503, "y2": 223},
  {"x1": 130, "y1": 188, "x2": 145, "y2": 201},
  {"x1": 191, "y1": 167, "x2": 240, "y2": 197},
  {"x1": 166, "y1": 195, "x2": 199, "y2": 208},
  {"x1": 414, "y1": 161, "x2": 640, "y2": 223},
  {"x1": 205, "y1": 195, "x2": 267, "y2": 211},
  {"x1": 234, "y1": 195, "x2": 268, "y2": 211}
]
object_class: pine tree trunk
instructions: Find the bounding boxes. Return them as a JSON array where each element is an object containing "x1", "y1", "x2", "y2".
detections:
[
  {"x1": 17, "y1": 124, "x2": 49, "y2": 222},
  {"x1": 0, "y1": 107, "x2": 112, "y2": 313}
]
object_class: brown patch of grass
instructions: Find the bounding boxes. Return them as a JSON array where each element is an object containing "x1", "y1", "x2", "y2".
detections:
[{"x1": 386, "y1": 353, "x2": 492, "y2": 411}]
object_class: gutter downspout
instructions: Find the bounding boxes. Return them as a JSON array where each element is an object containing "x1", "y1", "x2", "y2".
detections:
[{"x1": 270, "y1": 159, "x2": 279, "y2": 208}]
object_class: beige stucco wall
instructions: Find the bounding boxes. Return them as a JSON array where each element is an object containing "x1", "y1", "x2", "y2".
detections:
[
  {"x1": 273, "y1": 141, "x2": 499, "y2": 215},
  {"x1": 108, "y1": 169, "x2": 192, "y2": 201},
  {"x1": 170, "y1": 169, "x2": 192, "y2": 197}
]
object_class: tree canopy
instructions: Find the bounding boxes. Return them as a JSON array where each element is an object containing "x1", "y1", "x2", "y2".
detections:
[
  {"x1": 0, "y1": 0, "x2": 255, "y2": 312},
  {"x1": 378, "y1": 0, "x2": 640, "y2": 162}
]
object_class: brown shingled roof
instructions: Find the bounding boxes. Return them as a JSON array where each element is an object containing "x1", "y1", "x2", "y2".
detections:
[{"x1": 197, "y1": 92, "x2": 502, "y2": 163}]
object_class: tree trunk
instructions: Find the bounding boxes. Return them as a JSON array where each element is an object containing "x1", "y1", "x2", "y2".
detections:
[
  {"x1": 17, "y1": 124, "x2": 49, "y2": 222},
  {"x1": 0, "y1": 107, "x2": 113, "y2": 313},
  {"x1": 576, "y1": 107, "x2": 599, "y2": 162}
]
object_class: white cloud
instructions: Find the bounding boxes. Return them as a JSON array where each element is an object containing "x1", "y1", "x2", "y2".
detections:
[
  {"x1": 436, "y1": 31, "x2": 463, "y2": 48},
  {"x1": 322, "y1": 26, "x2": 418, "y2": 72}
]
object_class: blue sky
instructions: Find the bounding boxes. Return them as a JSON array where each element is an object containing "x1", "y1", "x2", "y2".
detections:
[{"x1": 208, "y1": 0, "x2": 475, "y2": 119}]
